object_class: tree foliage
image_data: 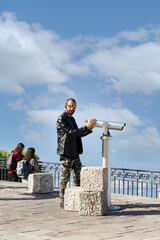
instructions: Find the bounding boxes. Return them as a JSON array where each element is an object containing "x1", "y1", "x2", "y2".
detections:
[
  {"x1": 0, "y1": 149, "x2": 40, "y2": 160},
  {"x1": 0, "y1": 150, "x2": 9, "y2": 158}
]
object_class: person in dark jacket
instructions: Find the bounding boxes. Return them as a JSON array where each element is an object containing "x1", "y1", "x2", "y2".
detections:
[
  {"x1": 8, "y1": 143, "x2": 25, "y2": 182},
  {"x1": 56, "y1": 98, "x2": 96, "y2": 208}
]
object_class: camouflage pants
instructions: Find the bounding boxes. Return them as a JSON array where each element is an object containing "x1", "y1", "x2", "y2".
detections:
[{"x1": 60, "y1": 157, "x2": 82, "y2": 202}]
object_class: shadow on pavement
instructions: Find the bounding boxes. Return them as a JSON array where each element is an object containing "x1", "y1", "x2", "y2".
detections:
[
  {"x1": 108, "y1": 203, "x2": 160, "y2": 216},
  {"x1": 0, "y1": 190, "x2": 59, "y2": 201}
]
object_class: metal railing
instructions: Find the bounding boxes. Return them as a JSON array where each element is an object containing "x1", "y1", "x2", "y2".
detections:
[
  {"x1": 111, "y1": 168, "x2": 160, "y2": 198},
  {"x1": 0, "y1": 158, "x2": 9, "y2": 181},
  {"x1": 1, "y1": 158, "x2": 160, "y2": 198},
  {"x1": 39, "y1": 161, "x2": 61, "y2": 188}
]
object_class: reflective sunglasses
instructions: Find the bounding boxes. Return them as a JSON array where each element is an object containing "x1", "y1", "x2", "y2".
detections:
[{"x1": 67, "y1": 105, "x2": 76, "y2": 108}]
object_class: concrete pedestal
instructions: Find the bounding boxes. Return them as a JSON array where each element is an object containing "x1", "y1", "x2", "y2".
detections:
[
  {"x1": 64, "y1": 167, "x2": 108, "y2": 216},
  {"x1": 79, "y1": 190, "x2": 107, "y2": 216},
  {"x1": 28, "y1": 173, "x2": 53, "y2": 193},
  {"x1": 81, "y1": 167, "x2": 108, "y2": 192},
  {"x1": 64, "y1": 187, "x2": 82, "y2": 212}
]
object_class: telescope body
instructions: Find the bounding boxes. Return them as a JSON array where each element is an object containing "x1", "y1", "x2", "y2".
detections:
[{"x1": 93, "y1": 120, "x2": 126, "y2": 131}]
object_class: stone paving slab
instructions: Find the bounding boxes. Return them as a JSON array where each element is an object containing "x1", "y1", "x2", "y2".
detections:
[{"x1": 1, "y1": 180, "x2": 160, "y2": 240}]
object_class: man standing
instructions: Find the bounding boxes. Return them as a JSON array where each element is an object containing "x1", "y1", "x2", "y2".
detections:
[{"x1": 56, "y1": 98, "x2": 96, "y2": 208}]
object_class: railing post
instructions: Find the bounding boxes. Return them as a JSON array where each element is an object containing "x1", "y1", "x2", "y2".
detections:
[{"x1": 156, "y1": 183, "x2": 158, "y2": 198}]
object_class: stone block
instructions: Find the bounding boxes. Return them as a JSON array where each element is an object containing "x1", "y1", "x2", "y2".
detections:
[
  {"x1": 64, "y1": 187, "x2": 82, "y2": 212},
  {"x1": 80, "y1": 167, "x2": 108, "y2": 192},
  {"x1": 28, "y1": 173, "x2": 53, "y2": 193},
  {"x1": 79, "y1": 190, "x2": 108, "y2": 216}
]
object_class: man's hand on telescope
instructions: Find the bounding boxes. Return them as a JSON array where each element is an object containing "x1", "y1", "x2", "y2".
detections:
[{"x1": 86, "y1": 119, "x2": 96, "y2": 130}]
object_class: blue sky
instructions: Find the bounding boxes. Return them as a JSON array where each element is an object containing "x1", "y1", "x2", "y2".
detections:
[{"x1": 1, "y1": 0, "x2": 160, "y2": 171}]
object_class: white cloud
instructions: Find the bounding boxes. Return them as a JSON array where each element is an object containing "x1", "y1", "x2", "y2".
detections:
[
  {"x1": 29, "y1": 94, "x2": 54, "y2": 110},
  {"x1": 84, "y1": 42, "x2": 160, "y2": 94},
  {"x1": 118, "y1": 28, "x2": 149, "y2": 42},
  {"x1": 75, "y1": 104, "x2": 143, "y2": 128},
  {"x1": 0, "y1": 80, "x2": 25, "y2": 95},
  {"x1": 49, "y1": 84, "x2": 76, "y2": 97},
  {"x1": 7, "y1": 98, "x2": 24, "y2": 110},
  {"x1": 119, "y1": 125, "x2": 160, "y2": 161},
  {"x1": 26, "y1": 109, "x2": 61, "y2": 127},
  {"x1": 0, "y1": 12, "x2": 71, "y2": 94},
  {"x1": 1, "y1": 12, "x2": 160, "y2": 97}
]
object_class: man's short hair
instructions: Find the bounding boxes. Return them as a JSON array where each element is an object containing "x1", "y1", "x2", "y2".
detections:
[{"x1": 65, "y1": 98, "x2": 76, "y2": 105}]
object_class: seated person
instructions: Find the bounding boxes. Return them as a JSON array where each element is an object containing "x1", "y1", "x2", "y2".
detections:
[{"x1": 23, "y1": 147, "x2": 39, "y2": 178}]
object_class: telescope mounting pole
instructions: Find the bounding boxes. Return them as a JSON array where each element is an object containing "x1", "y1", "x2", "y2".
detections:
[{"x1": 101, "y1": 127, "x2": 112, "y2": 208}]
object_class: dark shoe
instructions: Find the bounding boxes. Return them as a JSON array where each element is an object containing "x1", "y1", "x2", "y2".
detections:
[{"x1": 60, "y1": 201, "x2": 64, "y2": 208}]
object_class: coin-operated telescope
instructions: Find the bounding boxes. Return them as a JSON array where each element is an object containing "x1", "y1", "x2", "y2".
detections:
[
  {"x1": 93, "y1": 120, "x2": 126, "y2": 208},
  {"x1": 94, "y1": 120, "x2": 126, "y2": 134}
]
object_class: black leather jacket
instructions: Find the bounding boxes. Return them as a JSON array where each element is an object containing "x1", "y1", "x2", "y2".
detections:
[{"x1": 56, "y1": 112, "x2": 92, "y2": 159}]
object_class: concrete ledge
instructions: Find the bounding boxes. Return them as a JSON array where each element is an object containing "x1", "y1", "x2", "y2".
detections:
[{"x1": 28, "y1": 173, "x2": 53, "y2": 193}]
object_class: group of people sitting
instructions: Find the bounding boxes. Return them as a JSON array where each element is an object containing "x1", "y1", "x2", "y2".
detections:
[{"x1": 7, "y1": 142, "x2": 39, "y2": 182}]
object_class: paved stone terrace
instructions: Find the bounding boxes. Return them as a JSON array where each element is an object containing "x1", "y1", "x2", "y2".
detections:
[{"x1": 1, "y1": 180, "x2": 160, "y2": 240}]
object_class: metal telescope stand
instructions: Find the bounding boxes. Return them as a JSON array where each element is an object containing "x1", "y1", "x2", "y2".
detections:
[
  {"x1": 100, "y1": 128, "x2": 121, "y2": 211},
  {"x1": 92, "y1": 120, "x2": 126, "y2": 210}
]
